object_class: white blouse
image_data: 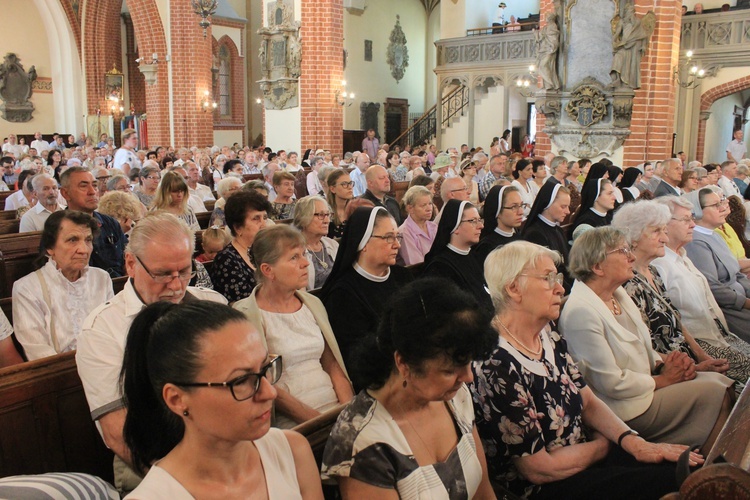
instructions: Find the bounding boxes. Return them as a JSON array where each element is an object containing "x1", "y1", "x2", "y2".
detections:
[{"x1": 12, "y1": 259, "x2": 113, "y2": 360}]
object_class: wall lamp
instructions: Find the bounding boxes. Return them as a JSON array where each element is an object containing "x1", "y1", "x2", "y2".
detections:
[
  {"x1": 201, "y1": 90, "x2": 217, "y2": 112},
  {"x1": 335, "y1": 80, "x2": 355, "y2": 107}
]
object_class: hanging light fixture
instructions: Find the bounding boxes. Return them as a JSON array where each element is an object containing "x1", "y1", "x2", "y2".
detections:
[{"x1": 191, "y1": 0, "x2": 218, "y2": 38}]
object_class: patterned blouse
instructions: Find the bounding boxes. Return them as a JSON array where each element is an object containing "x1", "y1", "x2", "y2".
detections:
[
  {"x1": 624, "y1": 266, "x2": 696, "y2": 360},
  {"x1": 321, "y1": 385, "x2": 483, "y2": 499},
  {"x1": 209, "y1": 243, "x2": 256, "y2": 303},
  {"x1": 470, "y1": 328, "x2": 587, "y2": 498},
  {"x1": 270, "y1": 200, "x2": 296, "y2": 221}
]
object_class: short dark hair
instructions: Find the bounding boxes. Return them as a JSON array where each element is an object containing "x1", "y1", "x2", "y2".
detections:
[
  {"x1": 0, "y1": 156, "x2": 13, "y2": 166},
  {"x1": 18, "y1": 170, "x2": 36, "y2": 191},
  {"x1": 224, "y1": 190, "x2": 272, "y2": 237},
  {"x1": 39, "y1": 210, "x2": 100, "y2": 266},
  {"x1": 223, "y1": 159, "x2": 243, "y2": 175},
  {"x1": 121, "y1": 301, "x2": 248, "y2": 473},
  {"x1": 350, "y1": 277, "x2": 496, "y2": 390}
]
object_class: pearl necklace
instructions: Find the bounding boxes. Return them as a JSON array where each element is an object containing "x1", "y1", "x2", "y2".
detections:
[{"x1": 494, "y1": 318, "x2": 542, "y2": 356}]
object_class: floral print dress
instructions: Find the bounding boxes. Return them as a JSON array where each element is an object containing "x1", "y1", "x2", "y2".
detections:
[{"x1": 470, "y1": 328, "x2": 587, "y2": 499}]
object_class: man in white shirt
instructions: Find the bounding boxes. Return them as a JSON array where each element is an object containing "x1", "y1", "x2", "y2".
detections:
[
  {"x1": 5, "y1": 170, "x2": 36, "y2": 211},
  {"x1": 112, "y1": 129, "x2": 141, "y2": 174},
  {"x1": 350, "y1": 152, "x2": 371, "y2": 197},
  {"x1": 186, "y1": 161, "x2": 215, "y2": 202},
  {"x1": 172, "y1": 165, "x2": 207, "y2": 213},
  {"x1": 1, "y1": 134, "x2": 23, "y2": 158},
  {"x1": 20, "y1": 174, "x2": 63, "y2": 232},
  {"x1": 726, "y1": 129, "x2": 746, "y2": 163},
  {"x1": 717, "y1": 160, "x2": 741, "y2": 198},
  {"x1": 307, "y1": 156, "x2": 325, "y2": 195},
  {"x1": 76, "y1": 213, "x2": 226, "y2": 491},
  {"x1": 30, "y1": 132, "x2": 50, "y2": 155}
]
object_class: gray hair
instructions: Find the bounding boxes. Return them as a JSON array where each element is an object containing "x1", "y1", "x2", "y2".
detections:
[
  {"x1": 738, "y1": 164, "x2": 750, "y2": 176},
  {"x1": 611, "y1": 200, "x2": 671, "y2": 245},
  {"x1": 687, "y1": 160, "x2": 702, "y2": 170},
  {"x1": 403, "y1": 185, "x2": 432, "y2": 207},
  {"x1": 318, "y1": 165, "x2": 335, "y2": 183},
  {"x1": 141, "y1": 159, "x2": 160, "y2": 170},
  {"x1": 107, "y1": 174, "x2": 129, "y2": 191},
  {"x1": 662, "y1": 158, "x2": 681, "y2": 174},
  {"x1": 720, "y1": 160, "x2": 737, "y2": 173},
  {"x1": 126, "y1": 211, "x2": 195, "y2": 257},
  {"x1": 484, "y1": 241, "x2": 561, "y2": 315},
  {"x1": 216, "y1": 176, "x2": 242, "y2": 198},
  {"x1": 549, "y1": 156, "x2": 568, "y2": 174},
  {"x1": 93, "y1": 157, "x2": 106, "y2": 167},
  {"x1": 31, "y1": 173, "x2": 55, "y2": 192},
  {"x1": 252, "y1": 225, "x2": 306, "y2": 284},
  {"x1": 694, "y1": 166, "x2": 707, "y2": 179},
  {"x1": 654, "y1": 195, "x2": 693, "y2": 216},
  {"x1": 293, "y1": 195, "x2": 330, "y2": 230},
  {"x1": 568, "y1": 227, "x2": 626, "y2": 282}
]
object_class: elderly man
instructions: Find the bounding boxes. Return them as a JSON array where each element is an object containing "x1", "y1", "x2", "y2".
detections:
[
  {"x1": 350, "y1": 152, "x2": 371, "y2": 197},
  {"x1": 726, "y1": 129, "x2": 746, "y2": 163},
  {"x1": 440, "y1": 177, "x2": 470, "y2": 205},
  {"x1": 547, "y1": 155, "x2": 570, "y2": 185},
  {"x1": 654, "y1": 158, "x2": 683, "y2": 197},
  {"x1": 19, "y1": 174, "x2": 63, "y2": 232},
  {"x1": 717, "y1": 160, "x2": 741, "y2": 198},
  {"x1": 470, "y1": 152, "x2": 489, "y2": 180},
  {"x1": 361, "y1": 165, "x2": 402, "y2": 224},
  {"x1": 5, "y1": 171, "x2": 35, "y2": 211},
  {"x1": 76, "y1": 212, "x2": 226, "y2": 492},
  {"x1": 93, "y1": 167, "x2": 112, "y2": 197},
  {"x1": 31, "y1": 132, "x2": 50, "y2": 154},
  {"x1": 362, "y1": 129, "x2": 379, "y2": 161},
  {"x1": 186, "y1": 161, "x2": 215, "y2": 203},
  {"x1": 479, "y1": 153, "x2": 509, "y2": 202},
  {"x1": 60, "y1": 167, "x2": 126, "y2": 277},
  {"x1": 262, "y1": 161, "x2": 279, "y2": 201}
]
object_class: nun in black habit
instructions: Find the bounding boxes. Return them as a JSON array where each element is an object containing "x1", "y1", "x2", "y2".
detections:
[
  {"x1": 321, "y1": 206, "x2": 413, "y2": 373},
  {"x1": 423, "y1": 200, "x2": 494, "y2": 314},
  {"x1": 472, "y1": 184, "x2": 522, "y2": 266},
  {"x1": 520, "y1": 181, "x2": 573, "y2": 291},
  {"x1": 619, "y1": 167, "x2": 642, "y2": 204},
  {"x1": 569, "y1": 177, "x2": 615, "y2": 237}
]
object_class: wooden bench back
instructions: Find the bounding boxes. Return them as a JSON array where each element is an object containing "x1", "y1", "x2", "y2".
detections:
[
  {"x1": 196, "y1": 211, "x2": 211, "y2": 230},
  {"x1": 0, "y1": 220, "x2": 19, "y2": 235},
  {"x1": 0, "y1": 352, "x2": 114, "y2": 482},
  {"x1": 393, "y1": 181, "x2": 410, "y2": 205},
  {"x1": 0, "y1": 232, "x2": 42, "y2": 297},
  {"x1": 0, "y1": 210, "x2": 17, "y2": 221},
  {"x1": 0, "y1": 191, "x2": 16, "y2": 211},
  {"x1": 292, "y1": 404, "x2": 343, "y2": 467}
]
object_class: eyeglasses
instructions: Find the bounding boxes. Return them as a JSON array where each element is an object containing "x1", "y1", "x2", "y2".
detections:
[
  {"x1": 136, "y1": 255, "x2": 196, "y2": 283},
  {"x1": 337, "y1": 181, "x2": 355, "y2": 188},
  {"x1": 145, "y1": 176, "x2": 160, "y2": 181},
  {"x1": 671, "y1": 215, "x2": 696, "y2": 224},
  {"x1": 460, "y1": 218, "x2": 484, "y2": 227},
  {"x1": 502, "y1": 203, "x2": 529, "y2": 212},
  {"x1": 370, "y1": 233, "x2": 403, "y2": 245},
  {"x1": 519, "y1": 271, "x2": 564, "y2": 288},
  {"x1": 174, "y1": 355, "x2": 282, "y2": 401},
  {"x1": 313, "y1": 211, "x2": 332, "y2": 220},
  {"x1": 96, "y1": 175, "x2": 111, "y2": 181},
  {"x1": 451, "y1": 186, "x2": 469, "y2": 193},
  {"x1": 607, "y1": 246, "x2": 633, "y2": 257},
  {"x1": 704, "y1": 199, "x2": 729, "y2": 209}
]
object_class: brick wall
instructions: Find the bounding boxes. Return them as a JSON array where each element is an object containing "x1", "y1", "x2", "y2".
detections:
[
  {"x1": 300, "y1": 0, "x2": 344, "y2": 155},
  {"x1": 123, "y1": 15, "x2": 146, "y2": 115},
  {"x1": 695, "y1": 75, "x2": 750, "y2": 162},
  {"x1": 82, "y1": 0, "x2": 122, "y2": 115},
  {"x1": 58, "y1": 0, "x2": 81, "y2": 55},
  {"x1": 622, "y1": 0, "x2": 681, "y2": 166}
]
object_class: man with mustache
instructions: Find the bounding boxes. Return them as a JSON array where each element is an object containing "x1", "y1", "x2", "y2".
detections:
[
  {"x1": 76, "y1": 212, "x2": 227, "y2": 493},
  {"x1": 19, "y1": 174, "x2": 63, "y2": 232}
]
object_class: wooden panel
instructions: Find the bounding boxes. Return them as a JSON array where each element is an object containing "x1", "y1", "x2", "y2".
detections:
[
  {"x1": 393, "y1": 181, "x2": 410, "y2": 205},
  {"x1": 0, "y1": 401, "x2": 44, "y2": 476},
  {"x1": 196, "y1": 211, "x2": 211, "y2": 230},
  {"x1": 0, "y1": 211, "x2": 17, "y2": 221},
  {"x1": 343, "y1": 130, "x2": 365, "y2": 155},
  {"x1": 293, "y1": 404, "x2": 343, "y2": 467},
  {"x1": 204, "y1": 200, "x2": 215, "y2": 212},
  {"x1": 0, "y1": 220, "x2": 20, "y2": 235},
  {"x1": 707, "y1": 382, "x2": 750, "y2": 468}
]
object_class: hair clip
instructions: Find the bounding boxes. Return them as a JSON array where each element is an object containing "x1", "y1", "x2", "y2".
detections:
[
  {"x1": 210, "y1": 225, "x2": 221, "y2": 230},
  {"x1": 419, "y1": 293, "x2": 427, "y2": 317}
]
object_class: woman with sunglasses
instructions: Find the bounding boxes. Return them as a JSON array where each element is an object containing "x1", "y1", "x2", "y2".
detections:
[
  {"x1": 560, "y1": 227, "x2": 733, "y2": 456},
  {"x1": 121, "y1": 300, "x2": 323, "y2": 499},
  {"x1": 424, "y1": 200, "x2": 493, "y2": 314},
  {"x1": 472, "y1": 241, "x2": 697, "y2": 499},
  {"x1": 321, "y1": 207, "x2": 413, "y2": 385},
  {"x1": 326, "y1": 170, "x2": 354, "y2": 239}
]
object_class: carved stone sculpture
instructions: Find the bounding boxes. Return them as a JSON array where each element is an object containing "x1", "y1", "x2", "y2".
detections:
[
  {"x1": 535, "y1": 13, "x2": 561, "y2": 90},
  {"x1": 257, "y1": 0, "x2": 301, "y2": 110},
  {"x1": 612, "y1": 94, "x2": 634, "y2": 128},
  {"x1": 565, "y1": 84, "x2": 608, "y2": 127},
  {"x1": 610, "y1": 5, "x2": 656, "y2": 89},
  {"x1": 536, "y1": 96, "x2": 562, "y2": 126},
  {"x1": 287, "y1": 35, "x2": 301, "y2": 79},
  {"x1": 0, "y1": 53, "x2": 37, "y2": 122},
  {"x1": 386, "y1": 16, "x2": 409, "y2": 83}
]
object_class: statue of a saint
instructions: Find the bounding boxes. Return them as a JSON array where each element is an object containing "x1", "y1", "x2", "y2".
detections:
[
  {"x1": 535, "y1": 13, "x2": 561, "y2": 91},
  {"x1": 610, "y1": 5, "x2": 656, "y2": 89},
  {"x1": 259, "y1": 42, "x2": 267, "y2": 73}
]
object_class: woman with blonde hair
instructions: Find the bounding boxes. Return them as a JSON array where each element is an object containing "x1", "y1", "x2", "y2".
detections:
[
  {"x1": 152, "y1": 171, "x2": 200, "y2": 231},
  {"x1": 98, "y1": 191, "x2": 144, "y2": 235}
]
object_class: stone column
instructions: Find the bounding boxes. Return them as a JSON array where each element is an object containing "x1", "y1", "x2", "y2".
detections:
[{"x1": 533, "y1": 0, "x2": 556, "y2": 156}]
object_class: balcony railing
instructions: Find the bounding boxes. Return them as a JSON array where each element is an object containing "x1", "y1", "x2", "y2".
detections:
[
  {"x1": 680, "y1": 8, "x2": 750, "y2": 62},
  {"x1": 435, "y1": 30, "x2": 536, "y2": 69}
]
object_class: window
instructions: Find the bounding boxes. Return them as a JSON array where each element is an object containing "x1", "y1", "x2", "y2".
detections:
[{"x1": 218, "y1": 45, "x2": 231, "y2": 118}]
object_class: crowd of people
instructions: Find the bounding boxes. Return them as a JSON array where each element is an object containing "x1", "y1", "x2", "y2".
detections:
[{"x1": 0, "y1": 128, "x2": 749, "y2": 499}]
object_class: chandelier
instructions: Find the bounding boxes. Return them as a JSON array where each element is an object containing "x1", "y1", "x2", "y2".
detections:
[{"x1": 191, "y1": 0, "x2": 218, "y2": 38}]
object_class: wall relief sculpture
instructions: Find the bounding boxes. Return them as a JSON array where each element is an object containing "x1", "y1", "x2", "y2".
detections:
[
  {"x1": 0, "y1": 53, "x2": 37, "y2": 123},
  {"x1": 257, "y1": 0, "x2": 301, "y2": 110},
  {"x1": 386, "y1": 16, "x2": 409, "y2": 83},
  {"x1": 610, "y1": 4, "x2": 655, "y2": 89}
]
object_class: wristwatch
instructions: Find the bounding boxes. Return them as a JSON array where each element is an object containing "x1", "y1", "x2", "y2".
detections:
[{"x1": 617, "y1": 429, "x2": 640, "y2": 447}]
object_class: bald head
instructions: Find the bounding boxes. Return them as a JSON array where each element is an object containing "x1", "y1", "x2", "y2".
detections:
[
  {"x1": 366, "y1": 165, "x2": 390, "y2": 197},
  {"x1": 441, "y1": 177, "x2": 469, "y2": 203}
]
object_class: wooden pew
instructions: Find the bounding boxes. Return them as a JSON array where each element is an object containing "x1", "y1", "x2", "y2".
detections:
[
  {"x1": 393, "y1": 181, "x2": 410, "y2": 205},
  {"x1": 293, "y1": 404, "x2": 344, "y2": 467},
  {"x1": 196, "y1": 211, "x2": 211, "y2": 230},
  {"x1": 0, "y1": 210, "x2": 17, "y2": 221},
  {"x1": 0, "y1": 191, "x2": 16, "y2": 211},
  {"x1": 0, "y1": 352, "x2": 114, "y2": 482},
  {"x1": 0, "y1": 231, "x2": 42, "y2": 297},
  {"x1": 204, "y1": 199, "x2": 215, "y2": 212},
  {"x1": 242, "y1": 174, "x2": 263, "y2": 183},
  {"x1": 0, "y1": 220, "x2": 19, "y2": 235}
]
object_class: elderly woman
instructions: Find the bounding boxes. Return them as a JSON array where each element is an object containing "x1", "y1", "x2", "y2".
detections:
[
  {"x1": 270, "y1": 171, "x2": 297, "y2": 221},
  {"x1": 473, "y1": 185, "x2": 523, "y2": 266},
  {"x1": 326, "y1": 169, "x2": 354, "y2": 239},
  {"x1": 210, "y1": 176, "x2": 242, "y2": 227},
  {"x1": 322, "y1": 278, "x2": 496, "y2": 499},
  {"x1": 121, "y1": 301, "x2": 323, "y2": 499},
  {"x1": 12, "y1": 211, "x2": 114, "y2": 360},
  {"x1": 422, "y1": 199, "x2": 493, "y2": 314},
  {"x1": 321, "y1": 207, "x2": 413, "y2": 373},
  {"x1": 293, "y1": 195, "x2": 339, "y2": 290},
  {"x1": 98, "y1": 191, "x2": 144, "y2": 236},
  {"x1": 560, "y1": 227, "x2": 734, "y2": 454},
  {"x1": 233, "y1": 225, "x2": 351, "y2": 428},
  {"x1": 397, "y1": 186, "x2": 437, "y2": 266},
  {"x1": 612, "y1": 201, "x2": 748, "y2": 388},
  {"x1": 682, "y1": 188, "x2": 750, "y2": 340},
  {"x1": 134, "y1": 165, "x2": 160, "y2": 207},
  {"x1": 473, "y1": 241, "x2": 696, "y2": 499},
  {"x1": 151, "y1": 171, "x2": 200, "y2": 231},
  {"x1": 210, "y1": 190, "x2": 272, "y2": 304}
]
